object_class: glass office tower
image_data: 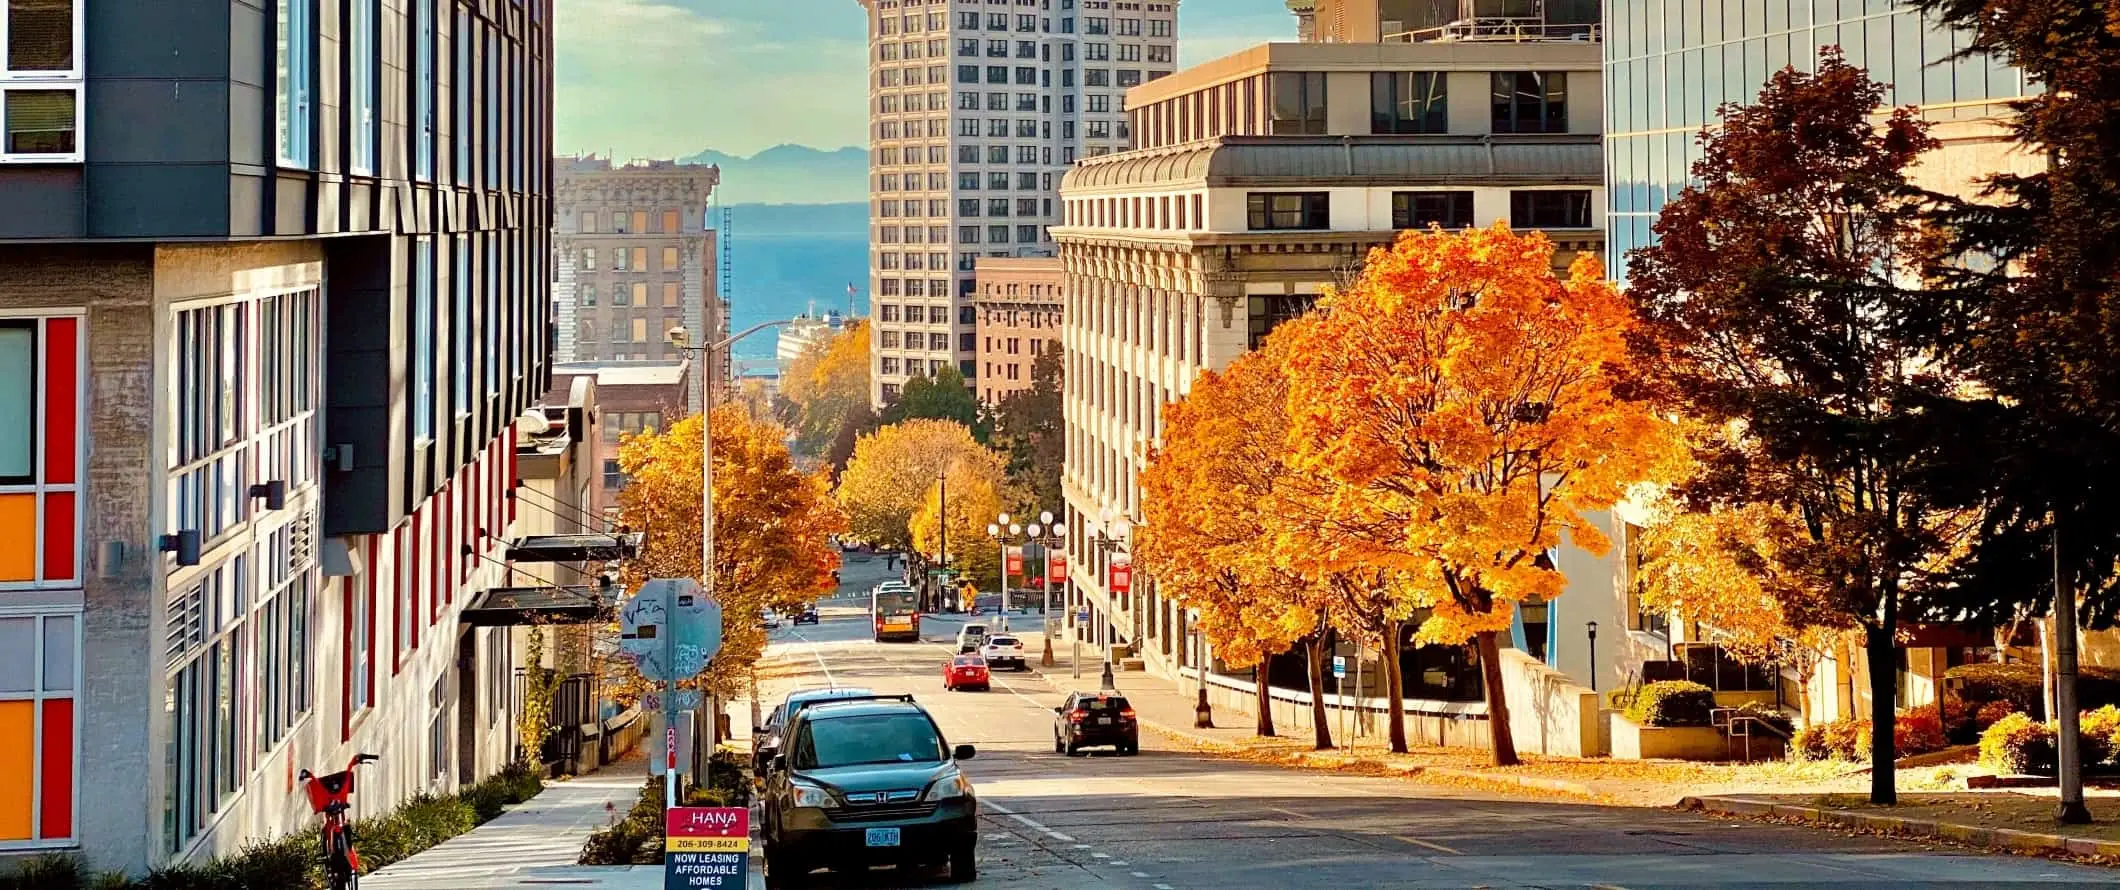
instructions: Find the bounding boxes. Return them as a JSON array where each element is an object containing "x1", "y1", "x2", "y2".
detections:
[{"x1": 1603, "y1": 1, "x2": 2031, "y2": 277}]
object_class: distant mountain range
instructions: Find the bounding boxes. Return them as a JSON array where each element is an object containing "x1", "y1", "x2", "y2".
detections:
[{"x1": 683, "y1": 144, "x2": 867, "y2": 205}]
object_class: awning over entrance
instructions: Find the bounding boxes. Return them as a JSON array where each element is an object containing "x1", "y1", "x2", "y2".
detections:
[
  {"x1": 460, "y1": 585, "x2": 615, "y2": 626},
  {"x1": 505, "y1": 532, "x2": 643, "y2": 563}
]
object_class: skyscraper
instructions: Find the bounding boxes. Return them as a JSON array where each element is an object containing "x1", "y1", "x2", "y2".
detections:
[{"x1": 860, "y1": 0, "x2": 1179, "y2": 407}]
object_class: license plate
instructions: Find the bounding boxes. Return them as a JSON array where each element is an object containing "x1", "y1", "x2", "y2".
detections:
[
  {"x1": 1098, "y1": 717, "x2": 1112, "y2": 725},
  {"x1": 866, "y1": 827, "x2": 901, "y2": 848}
]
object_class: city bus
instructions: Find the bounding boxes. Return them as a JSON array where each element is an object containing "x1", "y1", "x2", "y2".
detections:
[{"x1": 872, "y1": 584, "x2": 921, "y2": 643}]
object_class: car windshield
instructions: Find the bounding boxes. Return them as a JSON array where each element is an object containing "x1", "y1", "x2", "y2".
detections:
[
  {"x1": 988, "y1": 637, "x2": 1019, "y2": 647},
  {"x1": 953, "y1": 656, "x2": 984, "y2": 667},
  {"x1": 795, "y1": 713, "x2": 947, "y2": 769},
  {"x1": 1082, "y1": 696, "x2": 1130, "y2": 712}
]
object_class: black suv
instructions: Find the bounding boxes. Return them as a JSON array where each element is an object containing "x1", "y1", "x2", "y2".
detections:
[
  {"x1": 1053, "y1": 691, "x2": 1139, "y2": 755},
  {"x1": 761, "y1": 697, "x2": 979, "y2": 888}
]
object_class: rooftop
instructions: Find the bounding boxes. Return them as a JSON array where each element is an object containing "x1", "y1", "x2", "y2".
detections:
[
  {"x1": 1061, "y1": 133, "x2": 1601, "y2": 194},
  {"x1": 551, "y1": 359, "x2": 691, "y2": 388},
  {"x1": 1124, "y1": 39, "x2": 1600, "y2": 109}
]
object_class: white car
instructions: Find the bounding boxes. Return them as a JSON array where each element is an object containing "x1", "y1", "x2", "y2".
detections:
[
  {"x1": 758, "y1": 608, "x2": 782, "y2": 629},
  {"x1": 956, "y1": 623, "x2": 990, "y2": 654},
  {"x1": 980, "y1": 634, "x2": 1027, "y2": 671}
]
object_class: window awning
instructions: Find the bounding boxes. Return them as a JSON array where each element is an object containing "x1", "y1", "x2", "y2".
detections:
[
  {"x1": 460, "y1": 585, "x2": 615, "y2": 626},
  {"x1": 504, "y1": 532, "x2": 642, "y2": 563}
]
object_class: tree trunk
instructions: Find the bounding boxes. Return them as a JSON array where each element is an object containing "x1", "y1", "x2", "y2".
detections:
[
  {"x1": 1477, "y1": 630, "x2": 1520, "y2": 766},
  {"x1": 1254, "y1": 663, "x2": 1276, "y2": 737},
  {"x1": 1306, "y1": 632, "x2": 1334, "y2": 750},
  {"x1": 1865, "y1": 620, "x2": 1898, "y2": 805},
  {"x1": 1382, "y1": 619, "x2": 1408, "y2": 754}
]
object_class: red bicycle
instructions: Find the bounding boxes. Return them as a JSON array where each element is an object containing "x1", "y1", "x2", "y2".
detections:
[{"x1": 300, "y1": 753, "x2": 378, "y2": 890}]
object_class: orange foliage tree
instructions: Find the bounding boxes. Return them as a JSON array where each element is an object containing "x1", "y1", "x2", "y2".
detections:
[
  {"x1": 1281, "y1": 224, "x2": 1682, "y2": 765},
  {"x1": 614, "y1": 404, "x2": 847, "y2": 700},
  {"x1": 1137, "y1": 334, "x2": 1335, "y2": 744}
]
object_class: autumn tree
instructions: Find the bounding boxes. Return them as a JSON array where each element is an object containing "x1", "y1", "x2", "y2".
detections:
[
  {"x1": 1138, "y1": 334, "x2": 1332, "y2": 744},
  {"x1": 836, "y1": 419, "x2": 1005, "y2": 554},
  {"x1": 1908, "y1": 0, "x2": 2120, "y2": 635},
  {"x1": 782, "y1": 319, "x2": 872, "y2": 457},
  {"x1": 1625, "y1": 50, "x2": 1985, "y2": 803},
  {"x1": 614, "y1": 404, "x2": 846, "y2": 699},
  {"x1": 989, "y1": 343, "x2": 1065, "y2": 512},
  {"x1": 909, "y1": 454, "x2": 1017, "y2": 593},
  {"x1": 1283, "y1": 223, "x2": 1681, "y2": 766}
]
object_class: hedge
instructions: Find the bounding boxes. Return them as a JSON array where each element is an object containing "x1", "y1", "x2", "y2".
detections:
[
  {"x1": 1946, "y1": 662, "x2": 2120, "y2": 716},
  {"x1": 1978, "y1": 705, "x2": 2120, "y2": 775},
  {"x1": 2, "y1": 761, "x2": 546, "y2": 890},
  {"x1": 1622, "y1": 680, "x2": 1716, "y2": 727},
  {"x1": 580, "y1": 751, "x2": 752, "y2": 866}
]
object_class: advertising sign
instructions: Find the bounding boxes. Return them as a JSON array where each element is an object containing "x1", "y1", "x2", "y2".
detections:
[{"x1": 665, "y1": 807, "x2": 750, "y2": 889}]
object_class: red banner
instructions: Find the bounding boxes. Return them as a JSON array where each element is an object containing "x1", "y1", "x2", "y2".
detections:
[
  {"x1": 1109, "y1": 561, "x2": 1132, "y2": 594},
  {"x1": 1005, "y1": 546, "x2": 1024, "y2": 576},
  {"x1": 1047, "y1": 552, "x2": 1067, "y2": 583}
]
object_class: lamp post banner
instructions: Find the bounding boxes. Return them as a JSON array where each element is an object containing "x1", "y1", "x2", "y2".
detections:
[
  {"x1": 1109, "y1": 562, "x2": 1132, "y2": 595},
  {"x1": 1005, "y1": 546, "x2": 1024, "y2": 576},
  {"x1": 1047, "y1": 552, "x2": 1067, "y2": 583}
]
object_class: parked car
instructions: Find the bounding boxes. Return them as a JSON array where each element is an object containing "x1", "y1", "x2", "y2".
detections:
[
  {"x1": 796, "y1": 604, "x2": 821, "y2": 625},
  {"x1": 760, "y1": 697, "x2": 979, "y2": 888},
  {"x1": 955, "y1": 623, "x2": 990, "y2": 655},
  {"x1": 943, "y1": 655, "x2": 990, "y2": 692},
  {"x1": 753, "y1": 686, "x2": 879, "y2": 779},
  {"x1": 1053, "y1": 692, "x2": 1138, "y2": 756},
  {"x1": 978, "y1": 635, "x2": 1027, "y2": 671},
  {"x1": 759, "y1": 608, "x2": 783, "y2": 629}
]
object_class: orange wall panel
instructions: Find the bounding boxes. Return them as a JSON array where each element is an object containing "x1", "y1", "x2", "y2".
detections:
[
  {"x1": 0, "y1": 494, "x2": 35, "y2": 582},
  {"x1": 0, "y1": 700, "x2": 35, "y2": 840}
]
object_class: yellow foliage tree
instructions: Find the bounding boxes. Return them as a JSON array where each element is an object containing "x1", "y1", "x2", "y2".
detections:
[
  {"x1": 614, "y1": 404, "x2": 846, "y2": 700},
  {"x1": 908, "y1": 457, "x2": 1015, "y2": 593},
  {"x1": 1281, "y1": 224, "x2": 1683, "y2": 765},
  {"x1": 1138, "y1": 334, "x2": 1332, "y2": 742},
  {"x1": 836, "y1": 419, "x2": 1004, "y2": 553},
  {"x1": 783, "y1": 319, "x2": 872, "y2": 456}
]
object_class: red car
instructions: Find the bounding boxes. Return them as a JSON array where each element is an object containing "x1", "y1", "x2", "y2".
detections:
[{"x1": 944, "y1": 655, "x2": 991, "y2": 692}]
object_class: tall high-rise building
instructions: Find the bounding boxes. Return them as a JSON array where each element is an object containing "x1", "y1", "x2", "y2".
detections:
[
  {"x1": 0, "y1": 0, "x2": 558, "y2": 872},
  {"x1": 551, "y1": 157, "x2": 725, "y2": 404},
  {"x1": 859, "y1": 0, "x2": 1179, "y2": 407}
]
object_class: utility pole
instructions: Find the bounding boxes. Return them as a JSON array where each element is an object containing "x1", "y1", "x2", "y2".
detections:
[{"x1": 2056, "y1": 519, "x2": 2091, "y2": 824}]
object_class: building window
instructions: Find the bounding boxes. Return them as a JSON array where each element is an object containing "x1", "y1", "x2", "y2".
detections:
[
  {"x1": 662, "y1": 209, "x2": 681, "y2": 233},
  {"x1": 0, "y1": 315, "x2": 82, "y2": 588},
  {"x1": 452, "y1": 237, "x2": 471, "y2": 417},
  {"x1": 1492, "y1": 71, "x2": 1566, "y2": 134},
  {"x1": 484, "y1": 237, "x2": 499, "y2": 396},
  {"x1": 0, "y1": 610, "x2": 78, "y2": 844},
  {"x1": 1510, "y1": 190, "x2": 1592, "y2": 229},
  {"x1": 0, "y1": 0, "x2": 81, "y2": 156},
  {"x1": 1392, "y1": 191, "x2": 1473, "y2": 230},
  {"x1": 412, "y1": 238, "x2": 435, "y2": 442},
  {"x1": 1246, "y1": 192, "x2": 1329, "y2": 231},
  {"x1": 631, "y1": 282, "x2": 649, "y2": 306},
  {"x1": 1373, "y1": 71, "x2": 1445, "y2": 134},
  {"x1": 662, "y1": 282, "x2": 679, "y2": 308},
  {"x1": 348, "y1": 0, "x2": 376, "y2": 174},
  {"x1": 1269, "y1": 72, "x2": 1326, "y2": 135},
  {"x1": 275, "y1": 0, "x2": 314, "y2": 166}
]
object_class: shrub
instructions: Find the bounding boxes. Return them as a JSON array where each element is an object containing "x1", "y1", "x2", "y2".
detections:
[
  {"x1": 1947, "y1": 662, "x2": 2120, "y2": 716},
  {"x1": 1792, "y1": 716, "x2": 1872, "y2": 762},
  {"x1": 2078, "y1": 705, "x2": 2120, "y2": 766},
  {"x1": 579, "y1": 779, "x2": 667, "y2": 865},
  {"x1": 1623, "y1": 680, "x2": 1717, "y2": 727},
  {"x1": 1893, "y1": 709, "x2": 1949, "y2": 756},
  {"x1": 2, "y1": 855, "x2": 89, "y2": 890},
  {"x1": 1980, "y1": 711, "x2": 2059, "y2": 774},
  {"x1": 1976, "y1": 700, "x2": 2016, "y2": 730}
]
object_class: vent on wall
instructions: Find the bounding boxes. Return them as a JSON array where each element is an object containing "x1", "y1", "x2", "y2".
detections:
[{"x1": 290, "y1": 508, "x2": 316, "y2": 574}]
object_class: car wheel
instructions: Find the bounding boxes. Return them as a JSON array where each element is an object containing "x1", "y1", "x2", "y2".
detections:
[
  {"x1": 1054, "y1": 734, "x2": 1065, "y2": 754},
  {"x1": 1121, "y1": 742, "x2": 1139, "y2": 756},
  {"x1": 765, "y1": 844, "x2": 807, "y2": 890},
  {"x1": 1065, "y1": 741, "x2": 1080, "y2": 756},
  {"x1": 946, "y1": 839, "x2": 978, "y2": 883}
]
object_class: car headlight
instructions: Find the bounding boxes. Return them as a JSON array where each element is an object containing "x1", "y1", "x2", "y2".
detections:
[
  {"x1": 791, "y1": 782, "x2": 836, "y2": 808},
  {"x1": 926, "y1": 772, "x2": 972, "y2": 801}
]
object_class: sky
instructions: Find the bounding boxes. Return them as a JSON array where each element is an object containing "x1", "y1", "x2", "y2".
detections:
[{"x1": 554, "y1": 0, "x2": 1291, "y2": 161}]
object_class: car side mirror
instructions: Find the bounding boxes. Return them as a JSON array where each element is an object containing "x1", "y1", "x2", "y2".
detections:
[
  {"x1": 1053, "y1": 706, "x2": 1064, "y2": 713},
  {"x1": 953, "y1": 744, "x2": 977, "y2": 760},
  {"x1": 772, "y1": 755, "x2": 787, "y2": 772}
]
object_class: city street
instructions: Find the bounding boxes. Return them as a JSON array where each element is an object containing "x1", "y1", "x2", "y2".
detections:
[{"x1": 754, "y1": 589, "x2": 2117, "y2": 888}]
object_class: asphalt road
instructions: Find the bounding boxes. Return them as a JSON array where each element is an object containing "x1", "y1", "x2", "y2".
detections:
[{"x1": 751, "y1": 595, "x2": 2120, "y2": 889}]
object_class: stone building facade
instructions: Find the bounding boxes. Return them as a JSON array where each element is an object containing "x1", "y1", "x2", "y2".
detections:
[
  {"x1": 971, "y1": 257, "x2": 1065, "y2": 404},
  {"x1": 551, "y1": 157, "x2": 724, "y2": 405},
  {"x1": 0, "y1": 0, "x2": 554, "y2": 872},
  {"x1": 1053, "y1": 38, "x2": 1605, "y2": 679}
]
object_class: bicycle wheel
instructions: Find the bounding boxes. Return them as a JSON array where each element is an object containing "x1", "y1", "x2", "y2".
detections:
[{"x1": 324, "y1": 826, "x2": 356, "y2": 890}]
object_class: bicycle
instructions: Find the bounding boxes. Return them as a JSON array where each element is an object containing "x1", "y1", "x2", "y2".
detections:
[{"x1": 299, "y1": 753, "x2": 378, "y2": 890}]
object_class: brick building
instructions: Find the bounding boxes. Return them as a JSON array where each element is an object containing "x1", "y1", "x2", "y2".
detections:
[
  {"x1": 551, "y1": 157, "x2": 726, "y2": 405},
  {"x1": 0, "y1": 0, "x2": 556, "y2": 872},
  {"x1": 972, "y1": 257, "x2": 1064, "y2": 404},
  {"x1": 546, "y1": 361, "x2": 693, "y2": 519}
]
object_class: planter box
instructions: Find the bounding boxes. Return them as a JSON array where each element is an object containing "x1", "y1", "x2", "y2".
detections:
[{"x1": 1611, "y1": 715, "x2": 1785, "y2": 761}]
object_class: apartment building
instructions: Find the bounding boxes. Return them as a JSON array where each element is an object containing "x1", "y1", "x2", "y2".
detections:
[
  {"x1": 1053, "y1": 36, "x2": 1604, "y2": 690},
  {"x1": 551, "y1": 157, "x2": 724, "y2": 405},
  {"x1": 1601, "y1": 0, "x2": 2042, "y2": 723},
  {"x1": 0, "y1": 0, "x2": 556, "y2": 872},
  {"x1": 972, "y1": 257, "x2": 1065, "y2": 403},
  {"x1": 1301, "y1": 0, "x2": 1601, "y2": 44},
  {"x1": 859, "y1": 0, "x2": 1179, "y2": 407}
]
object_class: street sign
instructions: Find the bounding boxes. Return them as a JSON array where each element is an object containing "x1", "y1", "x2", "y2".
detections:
[
  {"x1": 1332, "y1": 656, "x2": 1348, "y2": 680},
  {"x1": 665, "y1": 807, "x2": 750, "y2": 889},
  {"x1": 927, "y1": 567, "x2": 957, "y2": 578},
  {"x1": 649, "y1": 711, "x2": 696, "y2": 777},
  {"x1": 1075, "y1": 606, "x2": 1090, "y2": 624},
  {"x1": 1108, "y1": 561, "x2": 1132, "y2": 595},
  {"x1": 1047, "y1": 552, "x2": 1067, "y2": 583},
  {"x1": 620, "y1": 578, "x2": 722, "y2": 682},
  {"x1": 644, "y1": 690, "x2": 703, "y2": 711}
]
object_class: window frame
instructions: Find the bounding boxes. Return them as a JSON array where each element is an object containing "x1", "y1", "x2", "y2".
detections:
[
  {"x1": 1391, "y1": 191, "x2": 1474, "y2": 230},
  {"x1": 1372, "y1": 71, "x2": 1446, "y2": 135},
  {"x1": 1245, "y1": 192, "x2": 1330, "y2": 231},
  {"x1": 275, "y1": 0, "x2": 315, "y2": 168},
  {"x1": 346, "y1": 0, "x2": 377, "y2": 175}
]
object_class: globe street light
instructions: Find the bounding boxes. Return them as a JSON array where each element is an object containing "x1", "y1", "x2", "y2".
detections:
[{"x1": 1024, "y1": 514, "x2": 1067, "y2": 667}]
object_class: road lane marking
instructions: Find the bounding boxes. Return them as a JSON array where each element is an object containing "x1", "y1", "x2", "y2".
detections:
[
  {"x1": 784, "y1": 627, "x2": 837, "y2": 686},
  {"x1": 1131, "y1": 872, "x2": 1150, "y2": 878},
  {"x1": 1267, "y1": 806, "x2": 1308, "y2": 821},
  {"x1": 1395, "y1": 834, "x2": 1462, "y2": 855},
  {"x1": 1154, "y1": 884, "x2": 1173, "y2": 889}
]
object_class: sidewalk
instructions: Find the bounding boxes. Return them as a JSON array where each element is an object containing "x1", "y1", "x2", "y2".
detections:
[{"x1": 361, "y1": 763, "x2": 651, "y2": 890}]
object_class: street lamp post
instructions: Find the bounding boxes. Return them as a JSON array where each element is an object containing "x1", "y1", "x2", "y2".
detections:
[
  {"x1": 1090, "y1": 507, "x2": 1131, "y2": 692},
  {"x1": 1025, "y1": 512, "x2": 1067, "y2": 668},
  {"x1": 1586, "y1": 621, "x2": 1599, "y2": 693},
  {"x1": 665, "y1": 319, "x2": 787, "y2": 809},
  {"x1": 985, "y1": 514, "x2": 1022, "y2": 630}
]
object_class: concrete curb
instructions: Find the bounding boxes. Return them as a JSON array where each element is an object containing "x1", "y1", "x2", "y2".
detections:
[{"x1": 1679, "y1": 795, "x2": 2120, "y2": 858}]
